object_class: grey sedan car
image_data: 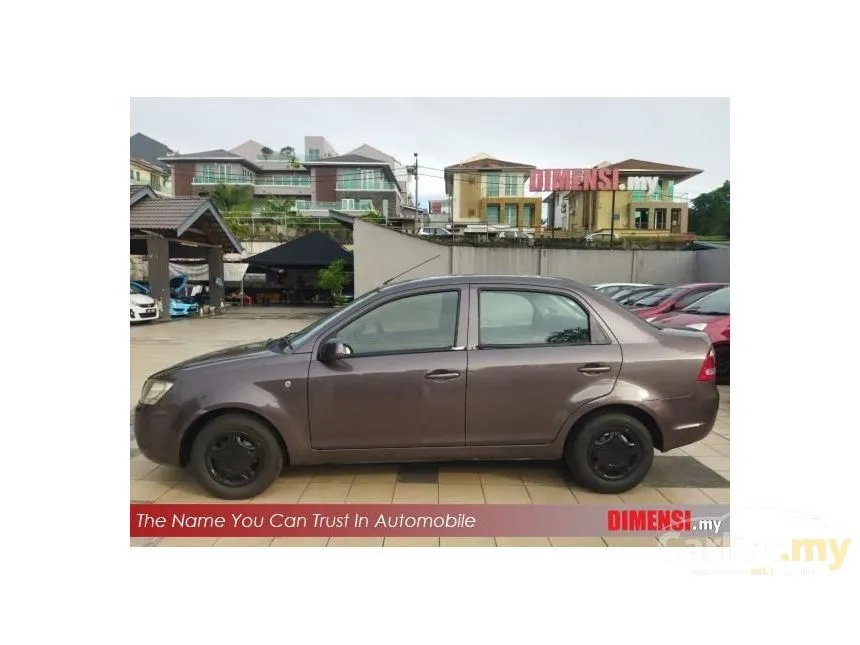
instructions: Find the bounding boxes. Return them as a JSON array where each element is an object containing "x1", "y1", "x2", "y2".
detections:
[{"x1": 134, "y1": 275, "x2": 720, "y2": 500}]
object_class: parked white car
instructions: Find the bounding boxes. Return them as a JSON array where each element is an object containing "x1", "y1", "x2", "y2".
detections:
[
  {"x1": 130, "y1": 287, "x2": 161, "y2": 323},
  {"x1": 417, "y1": 227, "x2": 452, "y2": 237},
  {"x1": 495, "y1": 230, "x2": 535, "y2": 243},
  {"x1": 584, "y1": 231, "x2": 621, "y2": 244}
]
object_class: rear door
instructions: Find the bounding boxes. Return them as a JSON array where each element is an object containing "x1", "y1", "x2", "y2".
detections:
[{"x1": 464, "y1": 284, "x2": 622, "y2": 446}]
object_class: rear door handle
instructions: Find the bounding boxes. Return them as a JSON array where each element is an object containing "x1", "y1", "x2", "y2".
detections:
[
  {"x1": 578, "y1": 364, "x2": 611, "y2": 375},
  {"x1": 424, "y1": 370, "x2": 461, "y2": 381}
]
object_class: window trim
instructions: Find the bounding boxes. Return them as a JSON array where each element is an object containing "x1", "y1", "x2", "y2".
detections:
[
  {"x1": 317, "y1": 287, "x2": 468, "y2": 359},
  {"x1": 469, "y1": 286, "x2": 612, "y2": 350}
]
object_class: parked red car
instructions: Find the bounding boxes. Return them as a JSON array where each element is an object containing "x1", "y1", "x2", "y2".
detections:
[
  {"x1": 649, "y1": 286, "x2": 730, "y2": 384},
  {"x1": 629, "y1": 283, "x2": 727, "y2": 320}
]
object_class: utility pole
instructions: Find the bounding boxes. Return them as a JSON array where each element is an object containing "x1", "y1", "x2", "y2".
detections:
[
  {"x1": 413, "y1": 153, "x2": 419, "y2": 233},
  {"x1": 609, "y1": 189, "x2": 617, "y2": 250}
]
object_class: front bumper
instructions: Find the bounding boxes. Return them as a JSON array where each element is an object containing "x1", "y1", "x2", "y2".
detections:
[
  {"x1": 133, "y1": 403, "x2": 185, "y2": 467},
  {"x1": 130, "y1": 304, "x2": 160, "y2": 322}
]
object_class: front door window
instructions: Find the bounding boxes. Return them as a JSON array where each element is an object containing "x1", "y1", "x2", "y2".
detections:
[{"x1": 338, "y1": 291, "x2": 460, "y2": 356}]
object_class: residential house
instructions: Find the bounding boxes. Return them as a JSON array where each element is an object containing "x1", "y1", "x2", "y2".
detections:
[
  {"x1": 345, "y1": 144, "x2": 415, "y2": 207},
  {"x1": 545, "y1": 159, "x2": 703, "y2": 236},
  {"x1": 303, "y1": 153, "x2": 404, "y2": 221},
  {"x1": 444, "y1": 154, "x2": 542, "y2": 230},
  {"x1": 130, "y1": 157, "x2": 172, "y2": 196},
  {"x1": 159, "y1": 137, "x2": 405, "y2": 221},
  {"x1": 130, "y1": 133, "x2": 174, "y2": 196}
]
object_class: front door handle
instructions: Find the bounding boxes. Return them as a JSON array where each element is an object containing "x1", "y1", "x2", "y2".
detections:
[
  {"x1": 578, "y1": 364, "x2": 611, "y2": 375},
  {"x1": 424, "y1": 370, "x2": 461, "y2": 382}
]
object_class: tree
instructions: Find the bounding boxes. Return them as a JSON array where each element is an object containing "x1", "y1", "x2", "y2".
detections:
[
  {"x1": 361, "y1": 210, "x2": 384, "y2": 225},
  {"x1": 210, "y1": 184, "x2": 253, "y2": 214},
  {"x1": 318, "y1": 259, "x2": 347, "y2": 305},
  {"x1": 689, "y1": 180, "x2": 730, "y2": 238},
  {"x1": 260, "y1": 146, "x2": 273, "y2": 159}
]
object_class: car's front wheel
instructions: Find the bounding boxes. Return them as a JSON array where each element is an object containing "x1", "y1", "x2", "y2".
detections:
[
  {"x1": 565, "y1": 412, "x2": 654, "y2": 494},
  {"x1": 190, "y1": 413, "x2": 284, "y2": 500}
]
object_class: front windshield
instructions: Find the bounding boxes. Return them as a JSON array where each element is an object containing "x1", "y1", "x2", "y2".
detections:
[
  {"x1": 683, "y1": 287, "x2": 730, "y2": 314},
  {"x1": 633, "y1": 286, "x2": 684, "y2": 306},
  {"x1": 284, "y1": 289, "x2": 378, "y2": 349}
]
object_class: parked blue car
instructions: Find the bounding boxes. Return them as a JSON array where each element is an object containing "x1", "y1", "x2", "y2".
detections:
[{"x1": 130, "y1": 280, "x2": 199, "y2": 317}]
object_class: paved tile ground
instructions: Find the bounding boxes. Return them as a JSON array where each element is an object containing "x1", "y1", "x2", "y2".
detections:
[{"x1": 131, "y1": 308, "x2": 730, "y2": 547}]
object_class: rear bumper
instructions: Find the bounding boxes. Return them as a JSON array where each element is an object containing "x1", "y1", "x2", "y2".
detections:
[{"x1": 654, "y1": 383, "x2": 720, "y2": 452}]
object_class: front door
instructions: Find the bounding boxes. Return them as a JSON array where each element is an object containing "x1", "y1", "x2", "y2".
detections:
[
  {"x1": 308, "y1": 288, "x2": 468, "y2": 450},
  {"x1": 465, "y1": 286, "x2": 622, "y2": 446}
]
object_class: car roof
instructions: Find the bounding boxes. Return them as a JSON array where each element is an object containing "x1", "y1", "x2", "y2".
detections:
[{"x1": 379, "y1": 274, "x2": 589, "y2": 293}]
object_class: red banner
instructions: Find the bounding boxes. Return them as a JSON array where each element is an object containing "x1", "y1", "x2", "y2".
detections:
[{"x1": 131, "y1": 504, "x2": 729, "y2": 538}]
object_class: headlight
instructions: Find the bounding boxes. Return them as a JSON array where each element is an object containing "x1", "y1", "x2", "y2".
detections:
[
  {"x1": 686, "y1": 322, "x2": 708, "y2": 331},
  {"x1": 139, "y1": 379, "x2": 174, "y2": 405}
]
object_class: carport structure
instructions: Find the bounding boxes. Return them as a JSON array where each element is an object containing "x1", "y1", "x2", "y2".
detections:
[{"x1": 130, "y1": 186, "x2": 242, "y2": 321}]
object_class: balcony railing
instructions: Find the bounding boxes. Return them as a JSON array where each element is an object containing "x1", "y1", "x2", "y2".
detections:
[
  {"x1": 629, "y1": 191, "x2": 690, "y2": 203},
  {"x1": 294, "y1": 201, "x2": 375, "y2": 212},
  {"x1": 192, "y1": 175, "x2": 253, "y2": 185},
  {"x1": 254, "y1": 176, "x2": 312, "y2": 187},
  {"x1": 335, "y1": 180, "x2": 396, "y2": 191}
]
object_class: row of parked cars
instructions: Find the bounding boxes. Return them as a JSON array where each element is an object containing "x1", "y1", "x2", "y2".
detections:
[
  {"x1": 592, "y1": 281, "x2": 730, "y2": 384},
  {"x1": 130, "y1": 277, "x2": 200, "y2": 323}
]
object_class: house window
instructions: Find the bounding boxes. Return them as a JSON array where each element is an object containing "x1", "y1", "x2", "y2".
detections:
[
  {"x1": 382, "y1": 199, "x2": 389, "y2": 217},
  {"x1": 634, "y1": 208, "x2": 650, "y2": 229},
  {"x1": 359, "y1": 200, "x2": 374, "y2": 211},
  {"x1": 151, "y1": 175, "x2": 162, "y2": 190},
  {"x1": 503, "y1": 173, "x2": 520, "y2": 197},
  {"x1": 341, "y1": 198, "x2": 356, "y2": 210},
  {"x1": 308, "y1": 148, "x2": 320, "y2": 161},
  {"x1": 487, "y1": 204, "x2": 500, "y2": 224},
  {"x1": 522, "y1": 204, "x2": 534, "y2": 227},
  {"x1": 134, "y1": 171, "x2": 140, "y2": 181},
  {"x1": 505, "y1": 204, "x2": 517, "y2": 226},
  {"x1": 654, "y1": 208, "x2": 667, "y2": 229},
  {"x1": 485, "y1": 174, "x2": 500, "y2": 197},
  {"x1": 242, "y1": 167, "x2": 254, "y2": 183},
  {"x1": 199, "y1": 163, "x2": 233, "y2": 183},
  {"x1": 130, "y1": 169, "x2": 134, "y2": 180}
]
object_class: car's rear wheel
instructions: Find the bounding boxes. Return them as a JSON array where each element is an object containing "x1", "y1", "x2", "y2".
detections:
[
  {"x1": 190, "y1": 413, "x2": 284, "y2": 500},
  {"x1": 565, "y1": 412, "x2": 654, "y2": 494}
]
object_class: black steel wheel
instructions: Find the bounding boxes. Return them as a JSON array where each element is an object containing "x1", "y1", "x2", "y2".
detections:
[
  {"x1": 565, "y1": 412, "x2": 654, "y2": 494},
  {"x1": 190, "y1": 413, "x2": 284, "y2": 500}
]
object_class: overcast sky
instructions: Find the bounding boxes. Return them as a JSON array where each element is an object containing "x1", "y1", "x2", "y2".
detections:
[{"x1": 130, "y1": 98, "x2": 728, "y2": 203}]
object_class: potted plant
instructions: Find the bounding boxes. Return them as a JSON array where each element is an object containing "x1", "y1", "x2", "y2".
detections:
[{"x1": 318, "y1": 259, "x2": 347, "y2": 307}]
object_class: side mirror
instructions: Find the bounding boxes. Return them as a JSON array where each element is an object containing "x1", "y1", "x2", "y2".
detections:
[{"x1": 319, "y1": 338, "x2": 353, "y2": 362}]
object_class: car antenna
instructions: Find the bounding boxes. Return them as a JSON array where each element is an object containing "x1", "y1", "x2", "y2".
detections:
[{"x1": 382, "y1": 254, "x2": 441, "y2": 286}]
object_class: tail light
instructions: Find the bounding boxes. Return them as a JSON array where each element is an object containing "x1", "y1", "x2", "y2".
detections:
[{"x1": 697, "y1": 347, "x2": 717, "y2": 382}]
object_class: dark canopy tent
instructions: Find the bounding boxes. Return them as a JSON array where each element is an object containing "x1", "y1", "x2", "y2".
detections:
[
  {"x1": 243, "y1": 231, "x2": 353, "y2": 305},
  {"x1": 244, "y1": 231, "x2": 353, "y2": 270}
]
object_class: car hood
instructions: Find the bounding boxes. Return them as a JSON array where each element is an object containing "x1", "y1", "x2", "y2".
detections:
[
  {"x1": 130, "y1": 294, "x2": 156, "y2": 307},
  {"x1": 154, "y1": 340, "x2": 277, "y2": 376}
]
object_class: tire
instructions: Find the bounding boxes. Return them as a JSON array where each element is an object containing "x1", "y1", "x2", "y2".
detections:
[
  {"x1": 190, "y1": 413, "x2": 284, "y2": 500},
  {"x1": 564, "y1": 412, "x2": 654, "y2": 494}
]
